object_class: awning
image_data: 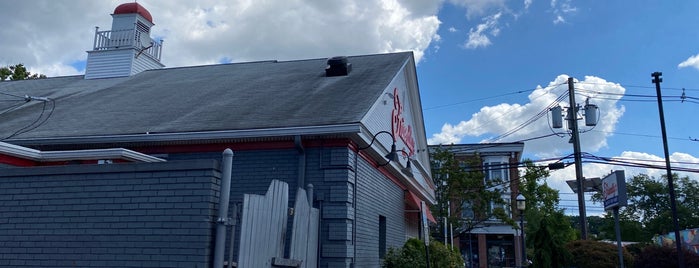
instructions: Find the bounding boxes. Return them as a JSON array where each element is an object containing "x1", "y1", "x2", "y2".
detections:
[{"x1": 405, "y1": 191, "x2": 437, "y2": 224}]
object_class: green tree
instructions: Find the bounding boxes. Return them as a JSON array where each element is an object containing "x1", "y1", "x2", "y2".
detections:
[
  {"x1": 0, "y1": 64, "x2": 46, "y2": 81},
  {"x1": 593, "y1": 173, "x2": 699, "y2": 241},
  {"x1": 519, "y1": 161, "x2": 575, "y2": 267},
  {"x1": 429, "y1": 146, "x2": 515, "y2": 240},
  {"x1": 633, "y1": 244, "x2": 699, "y2": 268},
  {"x1": 596, "y1": 213, "x2": 646, "y2": 242},
  {"x1": 566, "y1": 240, "x2": 634, "y2": 268},
  {"x1": 383, "y1": 238, "x2": 463, "y2": 268}
]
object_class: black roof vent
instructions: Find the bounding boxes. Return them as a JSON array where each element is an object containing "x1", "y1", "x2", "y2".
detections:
[{"x1": 325, "y1": 56, "x2": 352, "y2": 77}]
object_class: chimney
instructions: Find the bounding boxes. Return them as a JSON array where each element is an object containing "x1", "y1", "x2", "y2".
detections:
[
  {"x1": 325, "y1": 56, "x2": 351, "y2": 77},
  {"x1": 84, "y1": 2, "x2": 164, "y2": 79}
]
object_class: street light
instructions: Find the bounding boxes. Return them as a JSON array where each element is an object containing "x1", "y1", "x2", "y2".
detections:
[
  {"x1": 357, "y1": 130, "x2": 398, "y2": 166},
  {"x1": 516, "y1": 194, "x2": 527, "y2": 267}
]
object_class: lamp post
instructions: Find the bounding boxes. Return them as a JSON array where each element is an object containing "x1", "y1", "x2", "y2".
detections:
[{"x1": 516, "y1": 194, "x2": 527, "y2": 267}]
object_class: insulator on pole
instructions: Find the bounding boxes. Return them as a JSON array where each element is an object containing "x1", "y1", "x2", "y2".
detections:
[{"x1": 550, "y1": 106, "x2": 563, "y2": 128}]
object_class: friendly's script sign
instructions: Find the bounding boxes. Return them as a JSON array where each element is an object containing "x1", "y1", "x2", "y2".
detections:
[{"x1": 602, "y1": 170, "x2": 627, "y2": 210}]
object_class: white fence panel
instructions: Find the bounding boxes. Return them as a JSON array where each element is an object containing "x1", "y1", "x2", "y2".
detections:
[
  {"x1": 289, "y1": 188, "x2": 319, "y2": 268},
  {"x1": 237, "y1": 180, "x2": 289, "y2": 268}
]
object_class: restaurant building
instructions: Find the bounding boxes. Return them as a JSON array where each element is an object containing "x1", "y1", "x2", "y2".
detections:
[{"x1": 0, "y1": 3, "x2": 435, "y2": 267}]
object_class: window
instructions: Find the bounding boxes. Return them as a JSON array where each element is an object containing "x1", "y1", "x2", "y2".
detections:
[
  {"x1": 483, "y1": 161, "x2": 509, "y2": 191},
  {"x1": 379, "y1": 215, "x2": 387, "y2": 258},
  {"x1": 461, "y1": 202, "x2": 474, "y2": 219}
]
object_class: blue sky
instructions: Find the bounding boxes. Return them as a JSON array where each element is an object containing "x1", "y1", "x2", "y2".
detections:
[
  {"x1": 418, "y1": 1, "x2": 699, "y2": 214},
  {"x1": 2, "y1": 0, "x2": 698, "y2": 215}
]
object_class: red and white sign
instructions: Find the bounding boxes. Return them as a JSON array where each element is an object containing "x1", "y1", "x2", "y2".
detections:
[
  {"x1": 391, "y1": 87, "x2": 415, "y2": 157},
  {"x1": 602, "y1": 170, "x2": 627, "y2": 210}
]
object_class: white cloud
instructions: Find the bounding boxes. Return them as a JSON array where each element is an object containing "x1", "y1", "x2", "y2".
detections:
[
  {"x1": 448, "y1": 26, "x2": 459, "y2": 32},
  {"x1": 463, "y1": 12, "x2": 502, "y2": 49},
  {"x1": 678, "y1": 53, "x2": 699, "y2": 70},
  {"x1": 545, "y1": 151, "x2": 699, "y2": 195},
  {"x1": 524, "y1": 0, "x2": 533, "y2": 9},
  {"x1": 550, "y1": 0, "x2": 577, "y2": 25},
  {"x1": 531, "y1": 150, "x2": 699, "y2": 216},
  {"x1": 0, "y1": 0, "x2": 443, "y2": 76},
  {"x1": 449, "y1": 0, "x2": 506, "y2": 18},
  {"x1": 428, "y1": 75, "x2": 626, "y2": 159}
]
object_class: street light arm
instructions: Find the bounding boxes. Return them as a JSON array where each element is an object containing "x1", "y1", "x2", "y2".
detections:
[{"x1": 357, "y1": 130, "x2": 394, "y2": 151}]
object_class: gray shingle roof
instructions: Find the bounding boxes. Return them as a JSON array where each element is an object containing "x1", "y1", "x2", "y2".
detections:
[{"x1": 0, "y1": 52, "x2": 412, "y2": 143}]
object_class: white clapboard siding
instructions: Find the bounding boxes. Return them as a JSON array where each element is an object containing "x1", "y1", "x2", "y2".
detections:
[
  {"x1": 289, "y1": 188, "x2": 320, "y2": 268},
  {"x1": 237, "y1": 180, "x2": 289, "y2": 268}
]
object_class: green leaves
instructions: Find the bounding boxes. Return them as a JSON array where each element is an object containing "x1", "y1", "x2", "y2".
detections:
[
  {"x1": 617, "y1": 173, "x2": 699, "y2": 240},
  {"x1": 429, "y1": 146, "x2": 513, "y2": 236},
  {"x1": 383, "y1": 238, "x2": 464, "y2": 268},
  {"x1": 0, "y1": 64, "x2": 47, "y2": 81}
]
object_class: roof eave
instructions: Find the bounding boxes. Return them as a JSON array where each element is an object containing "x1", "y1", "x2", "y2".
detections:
[{"x1": 9, "y1": 123, "x2": 363, "y2": 147}]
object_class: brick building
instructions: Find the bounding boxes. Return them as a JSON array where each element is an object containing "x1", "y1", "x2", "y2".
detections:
[
  {"x1": 429, "y1": 143, "x2": 525, "y2": 268},
  {"x1": 0, "y1": 3, "x2": 435, "y2": 267}
]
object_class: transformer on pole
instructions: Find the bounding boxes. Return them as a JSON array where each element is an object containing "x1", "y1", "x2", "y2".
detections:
[{"x1": 549, "y1": 77, "x2": 598, "y2": 240}]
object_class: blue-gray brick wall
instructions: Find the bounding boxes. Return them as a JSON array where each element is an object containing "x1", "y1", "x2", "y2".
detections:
[
  {"x1": 167, "y1": 146, "x2": 409, "y2": 267},
  {"x1": 0, "y1": 145, "x2": 411, "y2": 267},
  {"x1": 0, "y1": 160, "x2": 220, "y2": 268}
]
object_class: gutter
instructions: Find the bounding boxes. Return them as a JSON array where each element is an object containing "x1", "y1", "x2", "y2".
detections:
[
  {"x1": 8, "y1": 124, "x2": 362, "y2": 147},
  {"x1": 0, "y1": 141, "x2": 165, "y2": 163},
  {"x1": 294, "y1": 135, "x2": 306, "y2": 187}
]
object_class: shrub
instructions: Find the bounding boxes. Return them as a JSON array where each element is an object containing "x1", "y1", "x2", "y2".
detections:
[
  {"x1": 383, "y1": 238, "x2": 463, "y2": 268},
  {"x1": 566, "y1": 240, "x2": 633, "y2": 268},
  {"x1": 633, "y1": 245, "x2": 699, "y2": 268}
]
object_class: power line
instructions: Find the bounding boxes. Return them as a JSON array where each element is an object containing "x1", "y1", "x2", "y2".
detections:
[
  {"x1": 0, "y1": 91, "x2": 28, "y2": 100},
  {"x1": 423, "y1": 90, "x2": 535, "y2": 111},
  {"x1": 588, "y1": 129, "x2": 689, "y2": 142},
  {"x1": 422, "y1": 82, "x2": 567, "y2": 111},
  {"x1": 487, "y1": 91, "x2": 569, "y2": 142},
  {"x1": 424, "y1": 81, "x2": 699, "y2": 113},
  {"x1": 0, "y1": 97, "x2": 55, "y2": 141}
]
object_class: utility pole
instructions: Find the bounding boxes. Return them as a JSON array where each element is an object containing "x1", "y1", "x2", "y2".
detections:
[
  {"x1": 651, "y1": 72, "x2": 685, "y2": 268},
  {"x1": 567, "y1": 77, "x2": 588, "y2": 240}
]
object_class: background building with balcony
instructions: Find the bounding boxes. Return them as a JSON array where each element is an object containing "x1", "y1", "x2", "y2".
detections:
[{"x1": 429, "y1": 142, "x2": 525, "y2": 268}]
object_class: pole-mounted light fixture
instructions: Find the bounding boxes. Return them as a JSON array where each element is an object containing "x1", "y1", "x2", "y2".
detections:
[
  {"x1": 516, "y1": 193, "x2": 526, "y2": 211},
  {"x1": 401, "y1": 158, "x2": 413, "y2": 177},
  {"x1": 358, "y1": 130, "x2": 397, "y2": 166},
  {"x1": 516, "y1": 193, "x2": 527, "y2": 267}
]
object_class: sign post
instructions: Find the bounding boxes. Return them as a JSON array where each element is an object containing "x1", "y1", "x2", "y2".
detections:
[
  {"x1": 421, "y1": 201, "x2": 430, "y2": 268},
  {"x1": 602, "y1": 170, "x2": 627, "y2": 268}
]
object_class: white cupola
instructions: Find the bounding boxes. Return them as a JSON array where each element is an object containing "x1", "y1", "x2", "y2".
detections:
[{"x1": 84, "y1": 2, "x2": 164, "y2": 79}]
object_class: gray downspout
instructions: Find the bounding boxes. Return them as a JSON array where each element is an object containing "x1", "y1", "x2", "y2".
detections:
[
  {"x1": 214, "y1": 149, "x2": 234, "y2": 268},
  {"x1": 294, "y1": 135, "x2": 306, "y2": 187}
]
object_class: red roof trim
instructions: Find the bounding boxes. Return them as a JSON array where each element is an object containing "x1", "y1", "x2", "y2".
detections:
[
  {"x1": 114, "y1": 2, "x2": 153, "y2": 23},
  {"x1": 405, "y1": 190, "x2": 437, "y2": 223},
  {"x1": 0, "y1": 154, "x2": 37, "y2": 167}
]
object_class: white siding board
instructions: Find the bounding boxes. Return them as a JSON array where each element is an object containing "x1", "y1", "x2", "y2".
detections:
[
  {"x1": 237, "y1": 180, "x2": 289, "y2": 268},
  {"x1": 290, "y1": 188, "x2": 320, "y2": 268},
  {"x1": 85, "y1": 49, "x2": 133, "y2": 79},
  {"x1": 359, "y1": 60, "x2": 435, "y2": 204}
]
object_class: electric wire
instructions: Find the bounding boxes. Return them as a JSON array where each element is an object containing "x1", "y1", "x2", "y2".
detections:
[
  {"x1": 487, "y1": 90, "x2": 569, "y2": 142},
  {"x1": 0, "y1": 97, "x2": 55, "y2": 141},
  {"x1": 422, "y1": 82, "x2": 568, "y2": 111},
  {"x1": 0, "y1": 91, "x2": 28, "y2": 100},
  {"x1": 423, "y1": 89, "x2": 535, "y2": 111}
]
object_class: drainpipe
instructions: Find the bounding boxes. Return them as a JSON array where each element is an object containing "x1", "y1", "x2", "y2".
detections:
[
  {"x1": 213, "y1": 149, "x2": 234, "y2": 268},
  {"x1": 294, "y1": 135, "x2": 306, "y2": 187}
]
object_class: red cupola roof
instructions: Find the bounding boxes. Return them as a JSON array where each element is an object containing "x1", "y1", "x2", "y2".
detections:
[{"x1": 114, "y1": 2, "x2": 153, "y2": 23}]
